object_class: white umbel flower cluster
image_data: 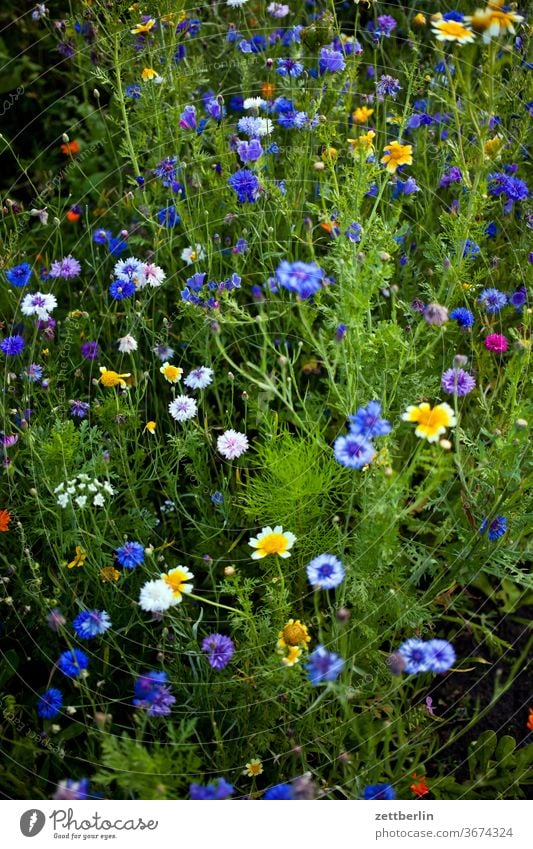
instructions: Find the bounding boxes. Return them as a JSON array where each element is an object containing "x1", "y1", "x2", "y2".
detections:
[{"x1": 54, "y1": 474, "x2": 115, "y2": 509}]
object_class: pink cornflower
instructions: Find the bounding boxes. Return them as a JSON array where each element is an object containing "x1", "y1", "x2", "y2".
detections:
[
  {"x1": 217, "y1": 429, "x2": 249, "y2": 460},
  {"x1": 484, "y1": 333, "x2": 508, "y2": 353}
]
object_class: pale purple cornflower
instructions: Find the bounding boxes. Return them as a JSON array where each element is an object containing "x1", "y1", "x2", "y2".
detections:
[
  {"x1": 441, "y1": 367, "x2": 476, "y2": 396},
  {"x1": 169, "y1": 395, "x2": 198, "y2": 422},
  {"x1": 201, "y1": 634, "x2": 235, "y2": 670},
  {"x1": 217, "y1": 429, "x2": 249, "y2": 459},
  {"x1": 184, "y1": 366, "x2": 214, "y2": 390},
  {"x1": 49, "y1": 255, "x2": 81, "y2": 279}
]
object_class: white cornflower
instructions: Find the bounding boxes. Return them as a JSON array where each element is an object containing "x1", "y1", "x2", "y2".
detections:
[
  {"x1": 114, "y1": 257, "x2": 143, "y2": 281},
  {"x1": 169, "y1": 395, "x2": 198, "y2": 422},
  {"x1": 184, "y1": 366, "x2": 214, "y2": 390},
  {"x1": 21, "y1": 292, "x2": 58, "y2": 321},
  {"x1": 117, "y1": 334, "x2": 138, "y2": 354},
  {"x1": 227, "y1": 0, "x2": 249, "y2": 7},
  {"x1": 217, "y1": 429, "x2": 249, "y2": 460},
  {"x1": 139, "y1": 579, "x2": 175, "y2": 613},
  {"x1": 243, "y1": 97, "x2": 267, "y2": 111}
]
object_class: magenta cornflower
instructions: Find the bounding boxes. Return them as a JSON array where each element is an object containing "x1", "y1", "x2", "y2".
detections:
[{"x1": 484, "y1": 333, "x2": 508, "y2": 353}]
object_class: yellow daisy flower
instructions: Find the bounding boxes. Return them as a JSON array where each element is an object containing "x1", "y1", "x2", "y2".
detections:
[
  {"x1": 352, "y1": 106, "x2": 374, "y2": 124},
  {"x1": 131, "y1": 19, "x2": 156, "y2": 35},
  {"x1": 67, "y1": 546, "x2": 86, "y2": 569},
  {"x1": 402, "y1": 402, "x2": 457, "y2": 443},
  {"x1": 380, "y1": 141, "x2": 413, "y2": 174},
  {"x1": 161, "y1": 566, "x2": 194, "y2": 602},
  {"x1": 99, "y1": 367, "x2": 131, "y2": 388},
  {"x1": 160, "y1": 362, "x2": 183, "y2": 383},
  {"x1": 282, "y1": 646, "x2": 302, "y2": 667},
  {"x1": 484, "y1": 135, "x2": 503, "y2": 159},
  {"x1": 100, "y1": 566, "x2": 120, "y2": 583},
  {"x1": 277, "y1": 619, "x2": 311, "y2": 666},
  {"x1": 144, "y1": 420, "x2": 157, "y2": 434},
  {"x1": 348, "y1": 129, "x2": 376, "y2": 154},
  {"x1": 248, "y1": 526, "x2": 297, "y2": 560},
  {"x1": 468, "y1": 5, "x2": 523, "y2": 42},
  {"x1": 431, "y1": 18, "x2": 476, "y2": 44},
  {"x1": 243, "y1": 758, "x2": 263, "y2": 777},
  {"x1": 141, "y1": 67, "x2": 158, "y2": 81},
  {"x1": 413, "y1": 13, "x2": 427, "y2": 27}
]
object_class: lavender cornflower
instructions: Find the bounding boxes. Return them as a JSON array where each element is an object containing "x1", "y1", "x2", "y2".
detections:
[
  {"x1": 47, "y1": 608, "x2": 66, "y2": 631},
  {"x1": 201, "y1": 633, "x2": 235, "y2": 670},
  {"x1": 133, "y1": 670, "x2": 176, "y2": 717},
  {"x1": 81, "y1": 341, "x2": 100, "y2": 360},
  {"x1": 333, "y1": 433, "x2": 375, "y2": 469},
  {"x1": 441, "y1": 367, "x2": 476, "y2": 396},
  {"x1": 70, "y1": 400, "x2": 90, "y2": 418},
  {"x1": 179, "y1": 105, "x2": 197, "y2": 130},
  {"x1": 49, "y1": 255, "x2": 81, "y2": 279},
  {"x1": 424, "y1": 303, "x2": 448, "y2": 326},
  {"x1": 275, "y1": 260, "x2": 325, "y2": 299},
  {"x1": 376, "y1": 75, "x2": 401, "y2": 99},
  {"x1": 237, "y1": 138, "x2": 263, "y2": 163},
  {"x1": 438, "y1": 167, "x2": 462, "y2": 189},
  {"x1": 478, "y1": 287, "x2": 507, "y2": 314},
  {"x1": 319, "y1": 48, "x2": 346, "y2": 73}
]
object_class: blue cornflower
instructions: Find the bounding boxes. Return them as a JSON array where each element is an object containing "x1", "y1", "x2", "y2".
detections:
[
  {"x1": 53, "y1": 778, "x2": 94, "y2": 801},
  {"x1": 24, "y1": 363, "x2": 43, "y2": 382},
  {"x1": 190, "y1": 779, "x2": 234, "y2": 800},
  {"x1": 450, "y1": 307, "x2": 474, "y2": 328},
  {"x1": 276, "y1": 58, "x2": 304, "y2": 78},
  {"x1": 488, "y1": 172, "x2": 529, "y2": 213},
  {"x1": 57, "y1": 649, "x2": 89, "y2": 677},
  {"x1": 109, "y1": 279, "x2": 136, "y2": 300},
  {"x1": 108, "y1": 236, "x2": 128, "y2": 256},
  {"x1": 264, "y1": 783, "x2": 294, "y2": 800},
  {"x1": 344, "y1": 222, "x2": 362, "y2": 243},
  {"x1": 211, "y1": 491, "x2": 223, "y2": 505},
  {"x1": 363, "y1": 784, "x2": 396, "y2": 800},
  {"x1": 443, "y1": 10, "x2": 464, "y2": 22},
  {"x1": 237, "y1": 116, "x2": 266, "y2": 137},
  {"x1": 0, "y1": 335, "x2": 25, "y2": 356},
  {"x1": 480, "y1": 515, "x2": 507, "y2": 541},
  {"x1": 275, "y1": 260, "x2": 325, "y2": 299},
  {"x1": 72, "y1": 609, "x2": 111, "y2": 640},
  {"x1": 179, "y1": 105, "x2": 197, "y2": 130},
  {"x1": 349, "y1": 401, "x2": 391, "y2": 439},
  {"x1": 132, "y1": 670, "x2": 175, "y2": 717},
  {"x1": 392, "y1": 177, "x2": 420, "y2": 199},
  {"x1": 125, "y1": 84, "x2": 141, "y2": 99},
  {"x1": 306, "y1": 553, "x2": 345, "y2": 590},
  {"x1": 397, "y1": 638, "x2": 429, "y2": 674},
  {"x1": 306, "y1": 645, "x2": 344, "y2": 686},
  {"x1": 153, "y1": 156, "x2": 177, "y2": 187},
  {"x1": 93, "y1": 228, "x2": 111, "y2": 245},
  {"x1": 37, "y1": 688, "x2": 63, "y2": 718},
  {"x1": 116, "y1": 541, "x2": 145, "y2": 569},
  {"x1": 335, "y1": 324, "x2": 347, "y2": 341},
  {"x1": 509, "y1": 288, "x2": 527, "y2": 311},
  {"x1": 228, "y1": 169, "x2": 261, "y2": 203},
  {"x1": 424, "y1": 639, "x2": 456, "y2": 674},
  {"x1": 5, "y1": 262, "x2": 32, "y2": 287},
  {"x1": 319, "y1": 48, "x2": 345, "y2": 73},
  {"x1": 157, "y1": 205, "x2": 180, "y2": 227},
  {"x1": 462, "y1": 239, "x2": 480, "y2": 259},
  {"x1": 478, "y1": 288, "x2": 507, "y2": 314},
  {"x1": 333, "y1": 433, "x2": 375, "y2": 469}
]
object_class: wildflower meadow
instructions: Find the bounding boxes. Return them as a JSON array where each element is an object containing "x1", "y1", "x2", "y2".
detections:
[{"x1": 0, "y1": 0, "x2": 532, "y2": 804}]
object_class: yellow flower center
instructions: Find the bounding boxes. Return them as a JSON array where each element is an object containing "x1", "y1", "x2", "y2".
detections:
[
  {"x1": 282, "y1": 622, "x2": 308, "y2": 646},
  {"x1": 437, "y1": 21, "x2": 472, "y2": 38},
  {"x1": 189, "y1": 251, "x2": 197, "y2": 261},
  {"x1": 258, "y1": 532, "x2": 289, "y2": 556},
  {"x1": 162, "y1": 569, "x2": 190, "y2": 596},
  {"x1": 162, "y1": 365, "x2": 182, "y2": 382}
]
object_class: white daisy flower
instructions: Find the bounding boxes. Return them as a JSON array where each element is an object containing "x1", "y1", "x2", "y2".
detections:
[{"x1": 181, "y1": 244, "x2": 205, "y2": 265}]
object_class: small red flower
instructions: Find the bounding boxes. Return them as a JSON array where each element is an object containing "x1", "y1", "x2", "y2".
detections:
[
  {"x1": 527, "y1": 708, "x2": 533, "y2": 732},
  {"x1": 60, "y1": 140, "x2": 80, "y2": 156},
  {"x1": 0, "y1": 509, "x2": 11, "y2": 532},
  {"x1": 410, "y1": 774, "x2": 430, "y2": 797}
]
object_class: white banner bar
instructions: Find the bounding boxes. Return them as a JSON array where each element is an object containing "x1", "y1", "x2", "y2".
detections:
[{"x1": 4, "y1": 801, "x2": 531, "y2": 848}]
